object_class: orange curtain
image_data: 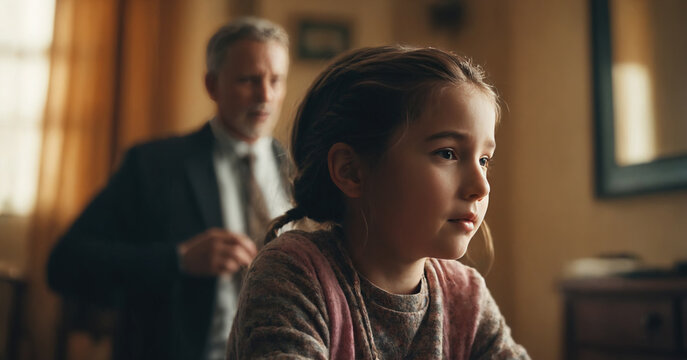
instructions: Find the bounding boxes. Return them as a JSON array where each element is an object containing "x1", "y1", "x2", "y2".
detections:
[{"x1": 23, "y1": 0, "x2": 164, "y2": 358}]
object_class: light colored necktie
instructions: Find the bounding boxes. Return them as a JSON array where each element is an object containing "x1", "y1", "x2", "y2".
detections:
[{"x1": 241, "y1": 153, "x2": 271, "y2": 248}]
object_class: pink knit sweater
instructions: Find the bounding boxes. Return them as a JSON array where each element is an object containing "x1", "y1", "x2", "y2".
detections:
[{"x1": 227, "y1": 230, "x2": 529, "y2": 359}]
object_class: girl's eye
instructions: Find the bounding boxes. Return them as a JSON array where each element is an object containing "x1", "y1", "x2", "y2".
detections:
[
  {"x1": 479, "y1": 156, "x2": 491, "y2": 167},
  {"x1": 435, "y1": 149, "x2": 457, "y2": 160}
]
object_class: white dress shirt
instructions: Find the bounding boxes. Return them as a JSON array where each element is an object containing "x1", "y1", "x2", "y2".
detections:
[{"x1": 205, "y1": 118, "x2": 291, "y2": 360}]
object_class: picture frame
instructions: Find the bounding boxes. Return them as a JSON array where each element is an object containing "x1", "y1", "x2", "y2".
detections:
[
  {"x1": 590, "y1": 0, "x2": 687, "y2": 197},
  {"x1": 297, "y1": 20, "x2": 351, "y2": 60}
]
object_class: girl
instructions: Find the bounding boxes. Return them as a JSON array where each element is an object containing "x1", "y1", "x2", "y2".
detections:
[{"x1": 227, "y1": 45, "x2": 529, "y2": 359}]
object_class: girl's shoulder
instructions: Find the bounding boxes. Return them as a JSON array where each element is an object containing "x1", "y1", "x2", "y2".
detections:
[
  {"x1": 263, "y1": 229, "x2": 338, "y2": 257},
  {"x1": 259, "y1": 229, "x2": 345, "y2": 273},
  {"x1": 425, "y1": 258, "x2": 487, "y2": 297},
  {"x1": 263, "y1": 229, "x2": 317, "y2": 252}
]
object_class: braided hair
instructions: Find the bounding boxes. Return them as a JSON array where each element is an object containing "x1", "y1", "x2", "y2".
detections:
[{"x1": 265, "y1": 45, "x2": 499, "y2": 247}]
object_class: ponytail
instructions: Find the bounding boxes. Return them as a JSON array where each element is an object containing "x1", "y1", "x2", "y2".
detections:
[{"x1": 263, "y1": 207, "x2": 306, "y2": 245}]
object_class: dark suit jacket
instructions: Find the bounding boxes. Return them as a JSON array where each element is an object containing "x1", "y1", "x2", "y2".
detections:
[{"x1": 47, "y1": 123, "x2": 291, "y2": 360}]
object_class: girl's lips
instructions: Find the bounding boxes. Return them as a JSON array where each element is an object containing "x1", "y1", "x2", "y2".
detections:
[
  {"x1": 448, "y1": 212, "x2": 477, "y2": 232},
  {"x1": 448, "y1": 218, "x2": 476, "y2": 232},
  {"x1": 449, "y1": 212, "x2": 477, "y2": 222}
]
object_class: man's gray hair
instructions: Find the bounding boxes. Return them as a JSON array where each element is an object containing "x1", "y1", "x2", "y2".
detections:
[{"x1": 206, "y1": 17, "x2": 289, "y2": 75}]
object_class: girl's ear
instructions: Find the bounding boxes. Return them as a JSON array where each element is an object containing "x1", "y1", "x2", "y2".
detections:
[{"x1": 328, "y1": 142, "x2": 364, "y2": 198}]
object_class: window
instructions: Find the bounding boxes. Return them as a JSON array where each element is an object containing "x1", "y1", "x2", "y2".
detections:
[{"x1": 0, "y1": 0, "x2": 56, "y2": 215}]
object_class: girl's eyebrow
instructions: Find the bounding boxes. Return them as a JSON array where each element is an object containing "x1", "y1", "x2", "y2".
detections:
[{"x1": 425, "y1": 131, "x2": 496, "y2": 149}]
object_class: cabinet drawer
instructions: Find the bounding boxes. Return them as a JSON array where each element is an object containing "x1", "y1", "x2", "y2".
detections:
[
  {"x1": 577, "y1": 349, "x2": 684, "y2": 360},
  {"x1": 571, "y1": 297, "x2": 676, "y2": 351},
  {"x1": 683, "y1": 298, "x2": 687, "y2": 351}
]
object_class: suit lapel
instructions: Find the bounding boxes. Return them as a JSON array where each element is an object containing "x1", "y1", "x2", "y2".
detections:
[
  {"x1": 185, "y1": 123, "x2": 224, "y2": 229},
  {"x1": 184, "y1": 127, "x2": 293, "y2": 231}
]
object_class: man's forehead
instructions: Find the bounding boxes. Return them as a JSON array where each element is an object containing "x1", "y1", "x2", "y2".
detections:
[
  {"x1": 223, "y1": 39, "x2": 289, "y2": 71},
  {"x1": 225, "y1": 39, "x2": 287, "y2": 59}
]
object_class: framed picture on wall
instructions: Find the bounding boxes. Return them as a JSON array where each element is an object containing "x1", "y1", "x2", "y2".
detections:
[{"x1": 297, "y1": 20, "x2": 351, "y2": 60}]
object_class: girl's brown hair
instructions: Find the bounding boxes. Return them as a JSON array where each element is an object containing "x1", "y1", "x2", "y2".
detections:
[{"x1": 265, "y1": 45, "x2": 499, "y2": 266}]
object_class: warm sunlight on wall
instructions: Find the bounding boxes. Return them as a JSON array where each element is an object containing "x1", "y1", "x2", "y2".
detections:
[
  {"x1": 612, "y1": 63, "x2": 656, "y2": 165},
  {"x1": 0, "y1": 0, "x2": 56, "y2": 215},
  {"x1": 610, "y1": 0, "x2": 687, "y2": 165},
  {"x1": 610, "y1": 0, "x2": 656, "y2": 166}
]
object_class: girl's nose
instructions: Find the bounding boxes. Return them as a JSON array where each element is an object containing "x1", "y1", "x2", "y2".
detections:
[{"x1": 459, "y1": 163, "x2": 490, "y2": 201}]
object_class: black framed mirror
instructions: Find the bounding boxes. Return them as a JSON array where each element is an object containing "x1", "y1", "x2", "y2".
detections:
[{"x1": 591, "y1": 0, "x2": 687, "y2": 197}]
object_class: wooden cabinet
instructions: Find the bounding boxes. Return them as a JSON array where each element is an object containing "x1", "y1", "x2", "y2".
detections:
[
  {"x1": 560, "y1": 277, "x2": 687, "y2": 360},
  {"x1": 683, "y1": 298, "x2": 687, "y2": 353}
]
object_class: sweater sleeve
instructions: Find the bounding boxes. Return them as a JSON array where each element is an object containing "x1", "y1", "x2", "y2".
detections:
[
  {"x1": 227, "y1": 237, "x2": 331, "y2": 359},
  {"x1": 469, "y1": 273, "x2": 530, "y2": 360}
]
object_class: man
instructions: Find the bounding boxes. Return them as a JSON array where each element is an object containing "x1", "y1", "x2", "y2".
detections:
[{"x1": 47, "y1": 17, "x2": 291, "y2": 360}]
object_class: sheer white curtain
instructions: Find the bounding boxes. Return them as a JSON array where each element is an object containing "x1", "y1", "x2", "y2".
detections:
[{"x1": 0, "y1": 0, "x2": 56, "y2": 215}]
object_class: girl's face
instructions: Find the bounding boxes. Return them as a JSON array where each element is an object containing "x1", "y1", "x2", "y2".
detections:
[{"x1": 362, "y1": 85, "x2": 496, "y2": 262}]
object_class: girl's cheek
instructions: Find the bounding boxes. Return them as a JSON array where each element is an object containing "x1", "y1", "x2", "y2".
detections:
[{"x1": 478, "y1": 197, "x2": 489, "y2": 221}]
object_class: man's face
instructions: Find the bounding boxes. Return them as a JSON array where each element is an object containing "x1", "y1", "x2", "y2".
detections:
[{"x1": 206, "y1": 39, "x2": 289, "y2": 143}]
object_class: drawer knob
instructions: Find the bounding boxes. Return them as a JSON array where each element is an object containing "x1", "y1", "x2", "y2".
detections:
[{"x1": 641, "y1": 312, "x2": 663, "y2": 332}]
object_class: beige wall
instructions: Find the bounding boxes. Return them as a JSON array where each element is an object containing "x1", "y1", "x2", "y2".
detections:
[
  {"x1": 500, "y1": 0, "x2": 687, "y2": 358},
  {"x1": 156, "y1": 0, "x2": 229, "y2": 136}
]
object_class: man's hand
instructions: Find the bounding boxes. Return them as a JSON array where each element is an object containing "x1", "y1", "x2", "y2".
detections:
[{"x1": 177, "y1": 228, "x2": 258, "y2": 276}]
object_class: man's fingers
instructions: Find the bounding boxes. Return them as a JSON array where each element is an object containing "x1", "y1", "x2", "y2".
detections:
[
  {"x1": 221, "y1": 244, "x2": 254, "y2": 267},
  {"x1": 217, "y1": 258, "x2": 241, "y2": 274},
  {"x1": 178, "y1": 228, "x2": 222, "y2": 254},
  {"x1": 218, "y1": 232, "x2": 258, "y2": 257},
  {"x1": 178, "y1": 228, "x2": 261, "y2": 276}
]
